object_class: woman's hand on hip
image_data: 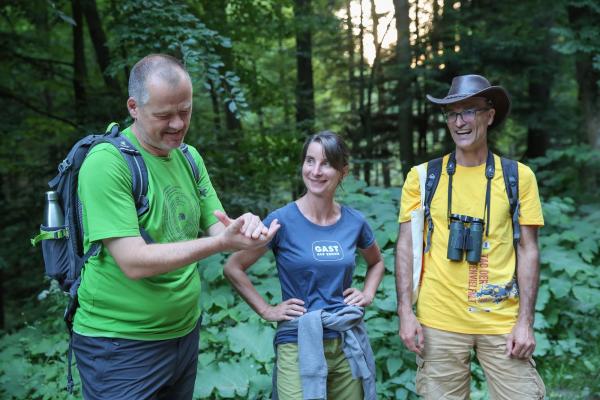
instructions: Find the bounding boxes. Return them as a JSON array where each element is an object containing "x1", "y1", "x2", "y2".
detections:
[
  {"x1": 261, "y1": 298, "x2": 306, "y2": 321},
  {"x1": 343, "y1": 287, "x2": 373, "y2": 307}
]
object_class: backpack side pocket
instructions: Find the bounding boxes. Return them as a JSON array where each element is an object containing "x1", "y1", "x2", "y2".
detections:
[{"x1": 34, "y1": 225, "x2": 70, "y2": 284}]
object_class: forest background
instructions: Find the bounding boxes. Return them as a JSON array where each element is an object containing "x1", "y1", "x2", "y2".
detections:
[{"x1": 0, "y1": 0, "x2": 599, "y2": 399}]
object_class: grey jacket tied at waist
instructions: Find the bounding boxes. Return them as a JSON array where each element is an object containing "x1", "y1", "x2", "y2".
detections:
[{"x1": 272, "y1": 306, "x2": 377, "y2": 400}]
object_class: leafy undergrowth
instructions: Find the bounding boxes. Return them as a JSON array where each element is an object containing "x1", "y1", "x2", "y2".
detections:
[{"x1": 1, "y1": 178, "x2": 599, "y2": 399}]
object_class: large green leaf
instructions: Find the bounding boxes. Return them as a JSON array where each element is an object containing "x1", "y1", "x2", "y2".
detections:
[
  {"x1": 194, "y1": 361, "x2": 219, "y2": 398},
  {"x1": 395, "y1": 387, "x2": 410, "y2": 399},
  {"x1": 534, "y1": 332, "x2": 552, "y2": 357},
  {"x1": 0, "y1": 358, "x2": 32, "y2": 399},
  {"x1": 226, "y1": 322, "x2": 275, "y2": 362},
  {"x1": 366, "y1": 317, "x2": 397, "y2": 339},
  {"x1": 534, "y1": 312, "x2": 549, "y2": 330},
  {"x1": 387, "y1": 369, "x2": 416, "y2": 391},
  {"x1": 541, "y1": 247, "x2": 592, "y2": 277},
  {"x1": 375, "y1": 229, "x2": 391, "y2": 249},
  {"x1": 248, "y1": 255, "x2": 276, "y2": 276},
  {"x1": 195, "y1": 360, "x2": 251, "y2": 399},
  {"x1": 386, "y1": 357, "x2": 404, "y2": 376},
  {"x1": 236, "y1": 358, "x2": 272, "y2": 399},
  {"x1": 199, "y1": 254, "x2": 224, "y2": 283},
  {"x1": 576, "y1": 236, "x2": 599, "y2": 263},
  {"x1": 201, "y1": 286, "x2": 235, "y2": 311},
  {"x1": 382, "y1": 249, "x2": 396, "y2": 272},
  {"x1": 214, "y1": 361, "x2": 250, "y2": 398},
  {"x1": 384, "y1": 220, "x2": 400, "y2": 243},
  {"x1": 535, "y1": 284, "x2": 550, "y2": 311},
  {"x1": 572, "y1": 286, "x2": 600, "y2": 307},
  {"x1": 375, "y1": 295, "x2": 397, "y2": 313},
  {"x1": 254, "y1": 276, "x2": 282, "y2": 300},
  {"x1": 380, "y1": 274, "x2": 396, "y2": 292},
  {"x1": 548, "y1": 276, "x2": 571, "y2": 299}
]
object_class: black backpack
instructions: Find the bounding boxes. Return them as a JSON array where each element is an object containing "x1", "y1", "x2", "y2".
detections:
[
  {"x1": 30, "y1": 122, "x2": 200, "y2": 391},
  {"x1": 421, "y1": 153, "x2": 520, "y2": 253}
]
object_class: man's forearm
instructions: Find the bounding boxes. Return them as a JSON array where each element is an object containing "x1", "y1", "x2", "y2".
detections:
[
  {"x1": 516, "y1": 227, "x2": 541, "y2": 326},
  {"x1": 104, "y1": 235, "x2": 228, "y2": 280}
]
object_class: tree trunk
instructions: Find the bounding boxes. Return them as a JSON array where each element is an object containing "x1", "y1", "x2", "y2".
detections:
[
  {"x1": 201, "y1": 0, "x2": 242, "y2": 133},
  {"x1": 72, "y1": 0, "x2": 87, "y2": 122},
  {"x1": 346, "y1": 1, "x2": 360, "y2": 179},
  {"x1": 346, "y1": 0, "x2": 356, "y2": 115},
  {"x1": 371, "y1": 0, "x2": 387, "y2": 114},
  {"x1": 294, "y1": 0, "x2": 315, "y2": 135},
  {"x1": 82, "y1": 0, "x2": 120, "y2": 95},
  {"x1": 569, "y1": 6, "x2": 600, "y2": 150},
  {"x1": 276, "y1": 3, "x2": 292, "y2": 127},
  {"x1": 382, "y1": 159, "x2": 391, "y2": 187},
  {"x1": 109, "y1": 0, "x2": 130, "y2": 83},
  {"x1": 525, "y1": 13, "x2": 555, "y2": 159},
  {"x1": 393, "y1": 0, "x2": 414, "y2": 178},
  {"x1": 526, "y1": 79, "x2": 551, "y2": 158},
  {"x1": 357, "y1": 0, "x2": 371, "y2": 185}
]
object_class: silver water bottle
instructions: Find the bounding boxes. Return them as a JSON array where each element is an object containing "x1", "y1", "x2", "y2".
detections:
[{"x1": 44, "y1": 191, "x2": 65, "y2": 227}]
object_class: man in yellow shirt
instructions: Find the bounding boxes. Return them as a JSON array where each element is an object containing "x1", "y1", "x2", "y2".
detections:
[{"x1": 395, "y1": 74, "x2": 545, "y2": 399}]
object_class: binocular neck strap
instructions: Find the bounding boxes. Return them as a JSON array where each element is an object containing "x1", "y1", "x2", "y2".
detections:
[{"x1": 446, "y1": 151, "x2": 495, "y2": 237}]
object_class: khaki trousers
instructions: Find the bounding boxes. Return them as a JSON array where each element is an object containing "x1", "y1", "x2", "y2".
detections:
[
  {"x1": 416, "y1": 326, "x2": 545, "y2": 400},
  {"x1": 276, "y1": 338, "x2": 364, "y2": 400}
]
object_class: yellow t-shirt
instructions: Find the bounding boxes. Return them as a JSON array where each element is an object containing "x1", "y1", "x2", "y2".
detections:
[{"x1": 398, "y1": 154, "x2": 544, "y2": 334}]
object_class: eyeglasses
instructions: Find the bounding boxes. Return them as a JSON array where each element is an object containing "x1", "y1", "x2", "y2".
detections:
[{"x1": 443, "y1": 108, "x2": 490, "y2": 123}]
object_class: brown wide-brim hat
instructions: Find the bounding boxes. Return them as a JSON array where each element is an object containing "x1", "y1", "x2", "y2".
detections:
[{"x1": 426, "y1": 74, "x2": 511, "y2": 129}]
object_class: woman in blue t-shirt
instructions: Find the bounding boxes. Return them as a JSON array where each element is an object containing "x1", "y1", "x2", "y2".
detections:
[{"x1": 224, "y1": 131, "x2": 384, "y2": 400}]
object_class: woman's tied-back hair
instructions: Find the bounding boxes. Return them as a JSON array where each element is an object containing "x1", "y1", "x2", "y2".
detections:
[
  {"x1": 301, "y1": 131, "x2": 350, "y2": 175},
  {"x1": 128, "y1": 54, "x2": 190, "y2": 105}
]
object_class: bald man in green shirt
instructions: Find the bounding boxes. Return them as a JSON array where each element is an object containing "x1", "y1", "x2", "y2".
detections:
[{"x1": 72, "y1": 54, "x2": 279, "y2": 400}]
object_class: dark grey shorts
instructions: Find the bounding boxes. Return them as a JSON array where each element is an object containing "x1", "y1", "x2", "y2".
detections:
[{"x1": 73, "y1": 319, "x2": 201, "y2": 400}]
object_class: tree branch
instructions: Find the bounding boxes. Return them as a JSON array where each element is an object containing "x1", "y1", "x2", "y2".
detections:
[{"x1": 0, "y1": 87, "x2": 79, "y2": 129}]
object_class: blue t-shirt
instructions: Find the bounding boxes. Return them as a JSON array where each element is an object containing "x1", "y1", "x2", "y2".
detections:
[{"x1": 264, "y1": 202, "x2": 375, "y2": 344}]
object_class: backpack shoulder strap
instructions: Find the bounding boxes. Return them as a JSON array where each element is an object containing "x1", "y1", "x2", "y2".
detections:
[
  {"x1": 102, "y1": 131, "x2": 155, "y2": 244},
  {"x1": 423, "y1": 156, "x2": 443, "y2": 253},
  {"x1": 103, "y1": 134, "x2": 150, "y2": 217},
  {"x1": 416, "y1": 163, "x2": 427, "y2": 207},
  {"x1": 179, "y1": 143, "x2": 200, "y2": 183},
  {"x1": 501, "y1": 157, "x2": 520, "y2": 246},
  {"x1": 424, "y1": 157, "x2": 443, "y2": 208}
]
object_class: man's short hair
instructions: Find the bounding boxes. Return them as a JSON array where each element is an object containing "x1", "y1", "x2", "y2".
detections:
[{"x1": 128, "y1": 54, "x2": 190, "y2": 105}]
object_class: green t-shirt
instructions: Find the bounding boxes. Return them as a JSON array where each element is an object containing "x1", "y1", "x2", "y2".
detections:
[{"x1": 73, "y1": 127, "x2": 224, "y2": 340}]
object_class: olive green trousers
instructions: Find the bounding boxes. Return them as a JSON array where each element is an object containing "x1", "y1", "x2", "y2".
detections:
[{"x1": 276, "y1": 338, "x2": 364, "y2": 400}]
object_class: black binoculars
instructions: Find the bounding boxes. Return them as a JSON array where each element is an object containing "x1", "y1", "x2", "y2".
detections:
[{"x1": 447, "y1": 214, "x2": 484, "y2": 264}]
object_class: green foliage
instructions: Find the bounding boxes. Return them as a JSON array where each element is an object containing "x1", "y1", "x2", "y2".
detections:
[
  {"x1": 533, "y1": 195, "x2": 600, "y2": 397},
  {"x1": 529, "y1": 145, "x2": 600, "y2": 200},
  {"x1": 2, "y1": 174, "x2": 600, "y2": 399},
  {"x1": 553, "y1": 0, "x2": 600, "y2": 64},
  {"x1": 1, "y1": 0, "x2": 599, "y2": 398},
  {"x1": 0, "y1": 282, "x2": 81, "y2": 399},
  {"x1": 108, "y1": 0, "x2": 248, "y2": 117},
  {"x1": 191, "y1": 125, "x2": 301, "y2": 216}
]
